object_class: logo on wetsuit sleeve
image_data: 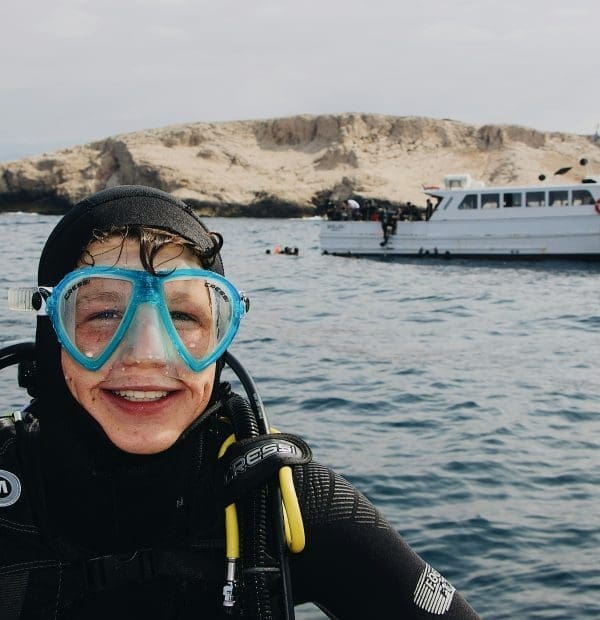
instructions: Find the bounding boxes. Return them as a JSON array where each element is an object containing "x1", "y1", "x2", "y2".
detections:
[
  {"x1": 0, "y1": 469, "x2": 22, "y2": 507},
  {"x1": 413, "y1": 563, "x2": 456, "y2": 615}
]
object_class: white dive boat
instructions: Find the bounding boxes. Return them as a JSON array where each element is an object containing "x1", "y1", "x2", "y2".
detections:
[{"x1": 320, "y1": 174, "x2": 600, "y2": 259}]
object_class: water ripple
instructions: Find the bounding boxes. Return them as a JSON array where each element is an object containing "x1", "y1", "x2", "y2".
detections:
[{"x1": 1, "y1": 215, "x2": 600, "y2": 619}]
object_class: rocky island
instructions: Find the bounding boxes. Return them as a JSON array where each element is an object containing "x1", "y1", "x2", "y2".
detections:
[{"x1": 1, "y1": 113, "x2": 599, "y2": 216}]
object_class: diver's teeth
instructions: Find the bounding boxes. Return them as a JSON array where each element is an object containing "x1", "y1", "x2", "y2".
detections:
[{"x1": 113, "y1": 390, "x2": 169, "y2": 401}]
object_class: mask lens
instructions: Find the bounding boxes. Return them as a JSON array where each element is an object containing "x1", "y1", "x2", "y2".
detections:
[
  {"x1": 59, "y1": 275, "x2": 133, "y2": 363},
  {"x1": 163, "y1": 275, "x2": 234, "y2": 363}
]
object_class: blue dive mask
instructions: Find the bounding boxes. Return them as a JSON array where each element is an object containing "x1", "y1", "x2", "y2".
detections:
[{"x1": 33, "y1": 266, "x2": 248, "y2": 372}]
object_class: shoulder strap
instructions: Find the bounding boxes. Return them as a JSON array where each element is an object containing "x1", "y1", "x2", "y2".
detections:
[
  {"x1": 0, "y1": 414, "x2": 51, "y2": 619},
  {"x1": 0, "y1": 414, "x2": 41, "y2": 535}
]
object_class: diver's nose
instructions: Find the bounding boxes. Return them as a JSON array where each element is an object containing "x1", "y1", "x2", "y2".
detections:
[{"x1": 119, "y1": 304, "x2": 171, "y2": 366}]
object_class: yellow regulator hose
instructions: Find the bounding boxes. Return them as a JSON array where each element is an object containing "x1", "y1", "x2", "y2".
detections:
[
  {"x1": 218, "y1": 430, "x2": 305, "y2": 559},
  {"x1": 218, "y1": 434, "x2": 239, "y2": 609}
]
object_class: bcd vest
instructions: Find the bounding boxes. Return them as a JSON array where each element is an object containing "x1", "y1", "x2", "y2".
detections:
[{"x1": 0, "y1": 403, "x2": 311, "y2": 619}]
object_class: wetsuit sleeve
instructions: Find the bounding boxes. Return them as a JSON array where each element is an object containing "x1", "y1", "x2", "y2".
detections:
[{"x1": 289, "y1": 462, "x2": 480, "y2": 619}]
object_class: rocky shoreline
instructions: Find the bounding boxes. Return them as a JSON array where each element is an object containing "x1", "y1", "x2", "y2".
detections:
[
  {"x1": 0, "y1": 192, "x2": 314, "y2": 217},
  {"x1": 1, "y1": 113, "x2": 598, "y2": 216}
]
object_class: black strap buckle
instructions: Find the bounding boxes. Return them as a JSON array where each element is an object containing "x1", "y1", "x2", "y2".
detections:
[{"x1": 84, "y1": 549, "x2": 156, "y2": 591}]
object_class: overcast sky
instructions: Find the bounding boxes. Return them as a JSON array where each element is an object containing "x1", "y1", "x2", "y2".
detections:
[{"x1": 1, "y1": 0, "x2": 599, "y2": 161}]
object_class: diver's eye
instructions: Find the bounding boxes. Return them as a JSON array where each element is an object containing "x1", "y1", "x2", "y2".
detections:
[
  {"x1": 170, "y1": 311, "x2": 199, "y2": 324},
  {"x1": 92, "y1": 310, "x2": 123, "y2": 320},
  {"x1": 78, "y1": 309, "x2": 124, "y2": 324}
]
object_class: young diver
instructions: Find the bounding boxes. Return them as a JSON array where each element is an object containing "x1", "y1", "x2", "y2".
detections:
[{"x1": 0, "y1": 185, "x2": 480, "y2": 619}]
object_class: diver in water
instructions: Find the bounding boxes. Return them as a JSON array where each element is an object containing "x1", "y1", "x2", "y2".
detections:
[{"x1": 0, "y1": 185, "x2": 480, "y2": 619}]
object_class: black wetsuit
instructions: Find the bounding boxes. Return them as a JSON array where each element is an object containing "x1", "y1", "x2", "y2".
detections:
[{"x1": 0, "y1": 396, "x2": 480, "y2": 619}]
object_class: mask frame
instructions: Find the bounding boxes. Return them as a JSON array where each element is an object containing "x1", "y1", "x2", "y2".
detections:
[{"x1": 40, "y1": 266, "x2": 248, "y2": 372}]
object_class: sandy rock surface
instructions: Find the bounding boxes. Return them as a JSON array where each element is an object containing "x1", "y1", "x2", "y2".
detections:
[{"x1": 1, "y1": 114, "x2": 599, "y2": 215}]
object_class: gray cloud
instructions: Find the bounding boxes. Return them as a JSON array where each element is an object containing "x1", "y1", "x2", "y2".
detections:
[{"x1": 1, "y1": 0, "x2": 598, "y2": 161}]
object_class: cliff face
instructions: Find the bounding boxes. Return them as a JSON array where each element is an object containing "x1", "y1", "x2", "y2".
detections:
[{"x1": 1, "y1": 114, "x2": 598, "y2": 215}]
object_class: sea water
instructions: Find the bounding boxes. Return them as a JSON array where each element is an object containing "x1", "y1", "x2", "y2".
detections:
[{"x1": 1, "y1": 213, "x2": 599, "y2": 619}]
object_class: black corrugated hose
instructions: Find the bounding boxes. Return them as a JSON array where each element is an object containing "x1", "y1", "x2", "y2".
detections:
[{"x1": 223, "y1": 352, "x2": 295, "y2": 620}]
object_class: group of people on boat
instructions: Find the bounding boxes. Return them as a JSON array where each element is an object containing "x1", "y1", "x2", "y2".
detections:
[
  {"x1": 0, "y1": 185, "x2": 480, "y2": 618},
  {"x1": 325, "y1": 198, "x2": 433, "y2": 224}
]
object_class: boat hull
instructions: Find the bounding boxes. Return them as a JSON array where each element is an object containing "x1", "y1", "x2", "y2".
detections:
[{"x1": 320, "y1": 211, "x2": 600, "y2": 258}]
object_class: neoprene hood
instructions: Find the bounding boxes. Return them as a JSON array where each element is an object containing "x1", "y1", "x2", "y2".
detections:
[{"x1": 34, "y1": 184, "x2": 224, "y2": 402}]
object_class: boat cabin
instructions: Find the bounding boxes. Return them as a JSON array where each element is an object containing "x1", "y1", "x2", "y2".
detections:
[
  {"x1": 443, "y1": 185, "x2": 597, "y2": 211},
  {"x1": 443, "y1": 174, "x2": 485, "y2": 190},
  {"x1": 428, "y1": 174, "x2": 600, "y2": 214}
]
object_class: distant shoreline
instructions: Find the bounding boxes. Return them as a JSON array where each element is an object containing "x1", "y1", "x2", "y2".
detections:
[
  {"x1": 0, "y1": 190, "x2": 408, "y2": 218},
  {"x1": 0, "y1": 204, "x2": 312, "y2": 218},
  {"x1": 0, "y1": 192, "x2": 317, "y2": 218}
]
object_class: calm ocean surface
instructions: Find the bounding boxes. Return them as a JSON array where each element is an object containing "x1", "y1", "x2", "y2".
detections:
[{"x1": 1, "y1": 212, "x2": 599, "y2": 619}]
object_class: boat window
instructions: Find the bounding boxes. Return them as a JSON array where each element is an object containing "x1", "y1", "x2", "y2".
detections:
[
  {"x1": 442, "y1": 197, "x2": 454, "y2": 210},
  {"x1": 481, "y1": 193, "x2": 499, "y2": 209},
  {"x1": 526, "y1": 191, "x2": 546, "y2": 207},
  {"x1": 549, "y1": 190, "x2": 569, "y2": 206},
  {"x1": 457, "y1": 194, "x2": 478, "y2": 210},
  {"x1": 502, "y1": 192, "x2": 523, "y2": 207},
  {"x1": 572, "y1": 189, "x2": 594, "y2": 205},
  {"x1": 503, "y1": 192, "x2": 522, "y2": 208}
]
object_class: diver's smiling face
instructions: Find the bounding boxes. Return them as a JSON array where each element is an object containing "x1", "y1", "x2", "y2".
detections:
[{"x1": 60, "y1": 238, "x2": 216, "y2": 454}]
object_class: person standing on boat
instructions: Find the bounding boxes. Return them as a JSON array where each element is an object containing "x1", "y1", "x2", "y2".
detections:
[
  {"x1": 344, "y1": 198, "x2": 361, "y2": 220},
  {"x1": 378, "y1": 205, "x2": 391, "y2": 245},
  {"x1": 426, "y1": 198, "x2": 434, "y2": 220},
  {"x1": 0, "y1": 185, "x2": 480, "y2": 619}
]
